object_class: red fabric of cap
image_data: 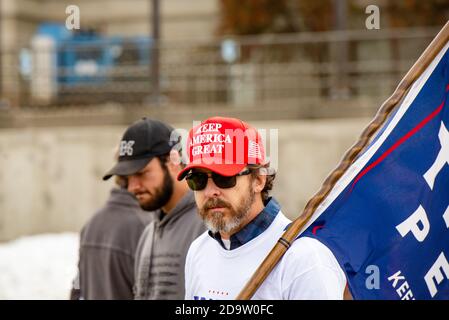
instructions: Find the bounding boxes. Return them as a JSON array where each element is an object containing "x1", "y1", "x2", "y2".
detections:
[{"x1": 177, "y1": 117, "x2": 266, "y2": 180}]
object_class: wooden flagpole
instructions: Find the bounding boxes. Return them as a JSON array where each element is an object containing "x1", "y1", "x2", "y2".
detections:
[{"x1": 236, "y1": 21, "x2": 449, "y2": 300}]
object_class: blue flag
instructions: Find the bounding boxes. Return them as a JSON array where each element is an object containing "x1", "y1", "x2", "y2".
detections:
[{"x1": 300, "y1": 42, "x2": 449, "y2": 300}]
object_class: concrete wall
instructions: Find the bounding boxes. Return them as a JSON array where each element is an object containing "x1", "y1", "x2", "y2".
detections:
[{"x1": 0, "y1": 118, "x2": 369, "y2": 241}]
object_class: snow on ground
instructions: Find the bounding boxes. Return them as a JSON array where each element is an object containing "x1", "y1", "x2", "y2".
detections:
[{"x1": 0, "y1": 233, "x2": 79, "y2": 300}]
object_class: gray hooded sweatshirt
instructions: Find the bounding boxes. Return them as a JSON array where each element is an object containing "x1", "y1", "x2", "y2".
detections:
[
  {"x1": 76, "y1": 187, "x2": 151, "y2": 300},
  {"x1": 134, "y1": 190, "x2": 206, "y2": 299}
]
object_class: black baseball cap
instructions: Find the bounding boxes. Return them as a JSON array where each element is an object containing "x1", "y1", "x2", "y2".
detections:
[{"x1": 103, "y1": 118, "x2": 176, "y2": 180}]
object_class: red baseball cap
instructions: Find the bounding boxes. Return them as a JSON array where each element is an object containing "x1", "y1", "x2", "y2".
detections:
[{"x1": 177, "y1": 117, "x2": 266, "y2": 180}]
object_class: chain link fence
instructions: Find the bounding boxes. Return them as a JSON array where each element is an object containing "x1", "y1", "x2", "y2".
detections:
[{"x1": 0, "y1": 27, "x2": 440, "y2": 112}]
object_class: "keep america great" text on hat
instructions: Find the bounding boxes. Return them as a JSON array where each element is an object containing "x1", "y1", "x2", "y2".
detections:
[{"x1": 177, "y1": 117, "x2": 266, "y2": 180}]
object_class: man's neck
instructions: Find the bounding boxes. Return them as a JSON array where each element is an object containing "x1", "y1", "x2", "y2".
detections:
[{"x1": 162, "y1": 181, "x2": 190, "y2": 214}]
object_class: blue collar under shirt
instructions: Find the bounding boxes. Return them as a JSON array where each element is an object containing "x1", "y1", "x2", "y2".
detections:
[{"x1": 208, "y1": 197, "x2": 281, "y2": 250}]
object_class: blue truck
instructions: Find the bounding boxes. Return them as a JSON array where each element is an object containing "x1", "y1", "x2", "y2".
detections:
[{"x1": 29, "y1": 23, "x2": 153, "y2": 105}]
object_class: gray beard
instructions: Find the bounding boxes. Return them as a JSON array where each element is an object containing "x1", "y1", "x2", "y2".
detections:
[{"x1": 201, "y1": 188, "x2": 255, "y2": 235}]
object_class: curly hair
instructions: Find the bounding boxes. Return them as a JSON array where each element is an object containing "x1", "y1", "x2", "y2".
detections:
[
  {"x1": 157, "y1": 149, "x2": 186, "y2": 169},
  {"x1": 248, "y1": 164, "x2": 276, "y2": 203},
  {"x1": 114, "y1": 175, "x2": 128, "y2": 189}
]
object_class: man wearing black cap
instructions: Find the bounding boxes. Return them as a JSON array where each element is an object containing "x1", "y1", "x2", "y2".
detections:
[{"x1": 103, "y1": 118, "x2": 205, "y2": 300}]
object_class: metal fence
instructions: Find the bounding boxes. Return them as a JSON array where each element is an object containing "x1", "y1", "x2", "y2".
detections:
[{"x1": 0, "y1": 27, "x2": 440, "y2": 110}]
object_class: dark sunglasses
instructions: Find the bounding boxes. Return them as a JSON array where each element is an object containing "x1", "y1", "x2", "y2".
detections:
[{"x1": 185, "y1": 169, "x2": 251, "y2": 191}]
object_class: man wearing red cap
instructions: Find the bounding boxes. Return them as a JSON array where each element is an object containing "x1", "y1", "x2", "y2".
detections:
[{"x1": 178, "y1": 117, "x2": 346, "y2": 299}]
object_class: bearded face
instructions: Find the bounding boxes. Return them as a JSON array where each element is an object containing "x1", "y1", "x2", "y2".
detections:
[
  {"x1": 128, "y1": 157, "x2": 174, "y2": 212},
  {"x1": 198, "y1": 184, "x2": 255, "y2": 235}
]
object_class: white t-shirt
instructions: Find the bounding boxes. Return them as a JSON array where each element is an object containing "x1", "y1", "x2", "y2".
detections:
[{"x1": 184, "y1": 211, "x2": 346, "y2": 300}]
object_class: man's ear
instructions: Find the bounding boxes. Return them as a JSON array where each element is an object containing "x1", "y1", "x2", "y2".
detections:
[{"x1": 253, "y1": 172, "x2": 266, "y2": 193}]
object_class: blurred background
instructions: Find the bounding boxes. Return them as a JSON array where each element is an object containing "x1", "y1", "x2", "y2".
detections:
[{"x1": 0, "y1": 0, "x2": 448, "y2": 299}]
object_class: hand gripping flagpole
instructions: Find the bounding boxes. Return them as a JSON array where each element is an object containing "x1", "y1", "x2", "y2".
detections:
[{"x1": 236, "y1": 21, "x2": 449, "y2": 300}]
